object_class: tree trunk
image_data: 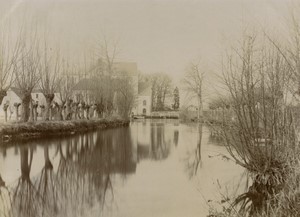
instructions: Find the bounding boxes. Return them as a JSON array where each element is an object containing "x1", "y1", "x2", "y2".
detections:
[
  {"x1": 58, "y1": 106, "x2": 64, "y2": 121},
  {"x1": 4, "y1": 110, "x2": 7, "y2": 122},
  {"x1": 0, "y1": 89, "x2": 7, "y2": 106},
  {"x1": 3, "y1": 103, "x2": 9, "y2": 122},
  {"x1": 43, "y1": 94, "x2": 55, "y2": 121},
  {"x1": 66, "y1": 100, "x2": 72, "y2": 120},
  {"x1": 15, "y1": 105, "x2": 19, "y2": 121},
  {"x1": 34, "y1": 106, "x2": 38, "y2": 121},
  {"x1": 29, "y1": 100, "x2": 34, "y2": 122},
  {"x1": 86, "y1": 107, "x2": 90, "y2": 120},
  {"x1": 21, "y1": 92, "x2": 31, "y2": 122}
]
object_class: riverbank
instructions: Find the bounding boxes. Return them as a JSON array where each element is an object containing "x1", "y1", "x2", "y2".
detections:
[{"x1": 0, "y1": 118, "x2": 130, "y2": 142}]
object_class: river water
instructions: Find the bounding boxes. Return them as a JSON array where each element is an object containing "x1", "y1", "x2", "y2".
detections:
[{"x1": 0, "y1": 120, "x2": 245, "y2": 217}]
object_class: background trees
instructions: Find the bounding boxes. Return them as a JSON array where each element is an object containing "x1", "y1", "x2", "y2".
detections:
[{"x1": 150, "y1": 73, "x2": 172, "y2": 111}]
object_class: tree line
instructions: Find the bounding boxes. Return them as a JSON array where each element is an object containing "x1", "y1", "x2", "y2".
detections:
[{"x1": 0, "y1": 28, "x2": 136, "y2": 122}]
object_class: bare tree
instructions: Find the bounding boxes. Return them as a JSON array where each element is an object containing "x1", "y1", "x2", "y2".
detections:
[
  {"x1": 220, "y1": 34, "x2": 295, "y2": 215},
  {"x1": 39, "y1": 43, "x2": 62, "y2": 121},
  {"x1": 57, "y1": 63, "x2": 76, "y2": 120},
  {"x1": 115, "y1": 76, "x2": 137, "y2": 119},
  {"x1": 14, "y1": 32, "x2": 40, "y2": 122},
  {"x1": 0, "y1": 27, "x2": 21, "y2": 105},
  {"x1": 93, "y1": 35, "x2": 119, "y2": 116},
  {"x1": 183, "y1": 61, "x2": 204, "y2": 120}
]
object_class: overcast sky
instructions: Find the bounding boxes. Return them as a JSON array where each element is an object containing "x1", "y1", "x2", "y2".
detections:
[{"x1": 0, "y1": 0, "x2": 293, "y2": 99}]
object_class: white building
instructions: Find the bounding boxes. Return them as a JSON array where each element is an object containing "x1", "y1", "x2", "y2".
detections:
[
  {"x1": 132, "y1": 82, "x2": 152, "y2": 116},
  {"x1": 0, "y1": 87, "x2": 60, "y2": 121}
]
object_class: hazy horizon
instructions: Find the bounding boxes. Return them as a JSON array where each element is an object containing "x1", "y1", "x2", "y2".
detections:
[{"x1": 0, "y1": 0, "x2": 292, "y2": 99}]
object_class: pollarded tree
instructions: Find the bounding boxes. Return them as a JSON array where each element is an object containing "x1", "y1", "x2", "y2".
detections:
[
  {"x1": 39, "y1": 43, "x2": 62, "y2": 121},
  {"x1": 0, "y1": 27, "x2": 22, "y2": 105},
  {"x1": 57, "y1": 65, "x2": 76, "y2": 120},
  {"x1": 221, "y1": 34, "x2": 295, "y2": 215},
  {"x1": 14, "y1": 32, "x2": 40, "y2": 122}
]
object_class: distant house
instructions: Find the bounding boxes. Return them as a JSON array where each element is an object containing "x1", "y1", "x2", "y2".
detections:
[
  {"x1": 72, "y1": 78, "x2": 96, "y2": 103},
  {"x1": 132, "y1": 82, "x2": 152, "y2": 116},
  {"x1": 0, "y1": 87, "x2": 60, "y2": 120},
  {"x1": 72, "y1": 61, "x2": 153, "y2": 116}
]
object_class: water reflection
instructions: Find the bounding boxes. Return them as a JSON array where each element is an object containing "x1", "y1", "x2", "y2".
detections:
[
  {"x1": 0, "y1": 127, "x2": 137, "y2": 217},
  {"x1": 184, "y1": 123, "x2": 203, "y2": 178},
  {"x1": 0, "y1": 120, "x2": 244, "y2": 217},
  {"x1": 137, "y1": 121, "x2": 174, "y2": 161}
]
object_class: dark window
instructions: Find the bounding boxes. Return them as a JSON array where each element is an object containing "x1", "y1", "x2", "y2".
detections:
[
  {"x1": 36, "y1": 94, "x2": 38, "y2": 99},
  {"x1": 143, "y1": 108, "x2": 146, "y2": 114}
]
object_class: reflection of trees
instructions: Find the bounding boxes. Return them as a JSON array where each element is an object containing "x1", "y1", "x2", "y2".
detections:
[
  {"x1": 36, "y1": 146, "x2": 57, "y2": 216},
  {"x1": 137, "y1": 122, "x2": 174, "y2": 160},
  {"x1": 3, "y1": 127, "x2": 136, "y2": 217},
  {"x1": 185, "y1": 124, "x2": 203, "y2": 178},
  {"x1": 150, "y1": 123, "x2": 171, "y2": 160},
  {"x1": 0, "y1": 174, "x2": 11, "y2": 217},
  {"x1": 53, "y1": 128, "x2": 135, "y2": 216},
  {"x1": 173, "y1": 130, "x2": 179, "y2": 146},
  {"x1": 12, "y1": 147, "x2": 43, "y2": 217}
]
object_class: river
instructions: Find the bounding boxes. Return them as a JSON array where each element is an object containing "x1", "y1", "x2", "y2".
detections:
[{"x1": 0, "y1": 119, "x2": 246, "y2": 217}]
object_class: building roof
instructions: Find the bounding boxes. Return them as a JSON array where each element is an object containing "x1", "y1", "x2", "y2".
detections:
[
  {"x1": 73, "y1": 78, "x2": 95, "y2": 91},
  {"x1": 10, "y1": 87, "x2": 24, "y2": 99}
]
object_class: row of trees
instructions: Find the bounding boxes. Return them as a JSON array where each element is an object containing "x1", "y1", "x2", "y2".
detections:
[{"x1": 0, "y1": 27, "x2": 136, "y2": 122}]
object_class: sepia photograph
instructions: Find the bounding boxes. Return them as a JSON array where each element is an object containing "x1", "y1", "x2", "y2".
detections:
[{"x1": 0, "y1": 0, "x2": 299, "y2": 216}]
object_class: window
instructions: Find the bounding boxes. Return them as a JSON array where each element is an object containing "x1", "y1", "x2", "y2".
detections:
[
  {"x1": 36, "y1": 94, "x2": 38, "y2": 99},
  {"x1": 143, "y1": 108, "x2": 146, "y2": 114},
  {"x1": 143, "y1": 100, "x2": 147, "y2": 106}
]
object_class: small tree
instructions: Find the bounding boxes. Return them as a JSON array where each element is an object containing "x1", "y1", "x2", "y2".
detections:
[{"x1": 172, "y1": 87, "x2": 180, "y2": 110}]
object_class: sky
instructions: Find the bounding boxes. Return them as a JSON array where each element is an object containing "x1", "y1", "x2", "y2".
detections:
[{"x1": 0, "y1": 0, "x2": 293, "y2": 100}]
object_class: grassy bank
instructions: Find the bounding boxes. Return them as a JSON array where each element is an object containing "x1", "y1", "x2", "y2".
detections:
[{"x1": 0, "y1": 118, "x2": 129, "y2": 142}]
